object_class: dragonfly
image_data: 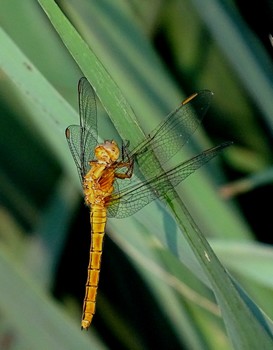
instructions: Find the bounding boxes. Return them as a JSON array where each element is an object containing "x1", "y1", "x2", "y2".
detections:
[{"x1": 65, "y1": 77, "x2": 231, "y2": 330}]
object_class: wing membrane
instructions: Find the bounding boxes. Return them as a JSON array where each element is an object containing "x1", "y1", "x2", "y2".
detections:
[
  {"x1": 130, "y1": 90, "x2": 213, "y2": 178},
  {"x1": 78, "y1": 77, "x2": 98, "y2": 176},
  {"x1": 65, "y1": 78, "x2": 98, "y2": 181},
  {"x1": 108, "y1": 143, "x2": 231, "y2": 218}
]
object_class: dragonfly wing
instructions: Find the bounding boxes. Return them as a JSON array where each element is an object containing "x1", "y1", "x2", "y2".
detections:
[
  {"x1": 108, "y1": 142, "x2": 231, "y2": 218},
  {"x1": 66, "y1": 78, "x2": 98, "y2": 181},
  {"x1": 78, "y1": 77, "x2": 98, "y2": 174},
  {"x1": 66, "y1": 125, "x2": 85, "y2": 181},
  {"x1": 131, "y1": 90, "x2": 213, "y2": 178}
]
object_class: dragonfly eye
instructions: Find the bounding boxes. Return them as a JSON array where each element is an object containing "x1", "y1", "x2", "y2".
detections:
[
  {"x1": 102, "y1": 140, "x2": 120, "y2": 161},
  {"x1": 95, "y1": 141, "x2": 120, "y2": 162}
]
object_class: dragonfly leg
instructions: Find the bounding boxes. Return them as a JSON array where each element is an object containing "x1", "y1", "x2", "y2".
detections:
[
  {"x1": 115, "y1": 159, "x2": 134, "y2": 179},
  {"x1": 121, "y1": 140, "x2": 130, "y2": 161}
]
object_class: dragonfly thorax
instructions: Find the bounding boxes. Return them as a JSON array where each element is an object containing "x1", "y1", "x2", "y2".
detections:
[{"x1": 95, "y1": 140, "x2": 120, "y2": 163}]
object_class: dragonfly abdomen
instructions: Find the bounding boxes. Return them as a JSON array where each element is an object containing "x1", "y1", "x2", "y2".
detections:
[{"x1": 81, "y1": 206, "x2": 107, "y2": 330}]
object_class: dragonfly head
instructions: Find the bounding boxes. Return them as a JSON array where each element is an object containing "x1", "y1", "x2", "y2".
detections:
[{"x1": 95, "y1": 140, "x2": 120, "y2": 163}]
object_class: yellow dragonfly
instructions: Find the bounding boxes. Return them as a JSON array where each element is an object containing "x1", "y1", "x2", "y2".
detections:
[{"x1": 65, "y1": 77, "x2": 231, "y2": 329}]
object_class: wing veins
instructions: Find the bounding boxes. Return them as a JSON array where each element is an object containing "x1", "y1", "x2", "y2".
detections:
[{"x1": 108, "y1": 142, "x2": 231, "y2": 218}]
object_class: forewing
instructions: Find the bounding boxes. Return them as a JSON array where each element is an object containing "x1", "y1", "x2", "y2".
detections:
[
  {"x1": 108, "y1": 142, "x2": 231, "y2": 218},
  {"x1": 131, "y1": 90, "x2": 213, "y2": 178},
  {"x1": 66, "y1": 78, "x2": 98, "y2": 182},
  {"x1": 78, "y1": 77, "x2": 98, "y2": 175}
]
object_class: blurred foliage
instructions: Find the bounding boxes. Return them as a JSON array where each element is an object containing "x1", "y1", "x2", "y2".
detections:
[{"x1": 1, "y1": 0, "x2": 273, "y2": 349}]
